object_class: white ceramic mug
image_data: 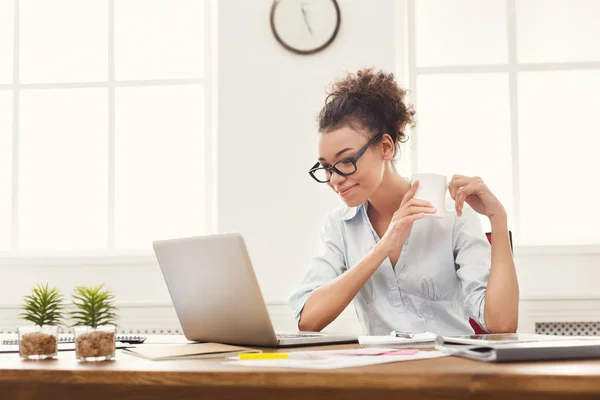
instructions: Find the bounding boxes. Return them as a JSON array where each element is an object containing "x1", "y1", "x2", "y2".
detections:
[{"x1": 411, "y1": 173, "x2": 448, "y2": 219}]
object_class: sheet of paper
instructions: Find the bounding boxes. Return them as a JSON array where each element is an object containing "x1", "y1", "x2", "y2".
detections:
[
  {"x1": 223, "y1": 350, "x2": 449, "y2": 370},
  {"x1": 123, "y1": 342, "x2": 260, "y2": 360},
  {"x1": 291, "y1": 348, "x2": 419, "y2": 359},
  {"x1": 359, "y1": 332, "x2": 438, "y2": 348},
  {"x1": 141, "y1": 335, "x2": 196, "y2": 345}
]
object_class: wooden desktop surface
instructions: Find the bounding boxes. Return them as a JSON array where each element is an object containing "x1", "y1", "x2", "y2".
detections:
[{"x1": 2, "y1": 343, "x2": 600, "y2": 400}]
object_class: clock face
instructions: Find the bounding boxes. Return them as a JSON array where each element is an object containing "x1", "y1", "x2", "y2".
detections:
[{"x1": 271, "y1": 0, "x2": 341, "y2": 54}]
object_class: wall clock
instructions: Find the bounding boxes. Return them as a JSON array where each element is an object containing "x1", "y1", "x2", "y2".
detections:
[{"x1": 270, "y1": 0, "x2": 341, "y2": 55}]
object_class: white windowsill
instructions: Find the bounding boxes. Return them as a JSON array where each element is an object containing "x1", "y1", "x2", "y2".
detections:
[
  {"x1": 0, "y1": 252, "x2": 157, "y2": 266},
  {"x1": 513, "y1": 245, "x2": 600, "y2": 256},
  {"x1": 0, "y1": 244, "x2": 599, "y2": 267}
]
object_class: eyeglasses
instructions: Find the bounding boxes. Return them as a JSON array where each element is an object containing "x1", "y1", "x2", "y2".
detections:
[{"x1": 308, "y1": 134, "x2": 382, "y2": 183}]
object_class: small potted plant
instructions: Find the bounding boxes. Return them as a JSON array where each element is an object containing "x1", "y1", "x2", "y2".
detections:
[
  {"x1": 18, "y1": 283, "x2": 65, "y2": 360},
  {"x1": 70, "y1": 284, "x2": 119, "y2": 362}
]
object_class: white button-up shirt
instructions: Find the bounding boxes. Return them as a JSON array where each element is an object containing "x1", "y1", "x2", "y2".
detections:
[{"x1": 289, "y1": 197, "x2": 491, "y2": 336}]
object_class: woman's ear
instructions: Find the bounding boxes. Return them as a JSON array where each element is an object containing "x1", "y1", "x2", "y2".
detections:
[{"x1": 380, "y1": 134, "x2": 395, "y2": 161}]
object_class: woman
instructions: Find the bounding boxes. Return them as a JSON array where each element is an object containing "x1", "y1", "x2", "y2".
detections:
[{"x1": 289, "y1": 68, "x2": 519, "y2": 336}]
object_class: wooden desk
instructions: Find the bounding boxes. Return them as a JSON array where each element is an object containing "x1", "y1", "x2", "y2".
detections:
[{"x1": 2, "y1": 344, "x2": 600, "y2": 400}]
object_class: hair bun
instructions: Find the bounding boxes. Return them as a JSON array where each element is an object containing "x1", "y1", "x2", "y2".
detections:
[{"x1": 319, "y1": 68, "x2": 415, "y2": 150}]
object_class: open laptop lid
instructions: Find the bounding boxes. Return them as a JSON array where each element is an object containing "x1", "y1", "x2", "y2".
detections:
[{"x1": 153, "y1": 233, "x2": 280, "y2": 347}]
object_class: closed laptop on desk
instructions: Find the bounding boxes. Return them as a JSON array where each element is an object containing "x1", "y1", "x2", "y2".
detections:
[
  {"x1": 437, "y1": 340, "x2": 600, "y2": 362},
  {"x1": 153, "y1": 232, "x2": 357, "y2": 347}
]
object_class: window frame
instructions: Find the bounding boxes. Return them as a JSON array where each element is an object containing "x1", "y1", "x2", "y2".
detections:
[
  {"x1": 0, "y1": 0, "x2": 216, "y2": 265},
  {"x1": 403, "y1": 0, "x2": 600, "y2": 254}
]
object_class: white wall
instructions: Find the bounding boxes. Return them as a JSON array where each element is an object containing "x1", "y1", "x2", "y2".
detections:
[
  {"x1": 217, "y1": 0, "x2": 397, "y2": 302},
  {"x1": 0, "y1": 0, "x2": 398, "y2": 332},
  {"x1": 1, "y1": 0, "x2": 599, "y2": 335},
  {"x1": 214, "y1": 0, "x2": 600, "y2": 315}
]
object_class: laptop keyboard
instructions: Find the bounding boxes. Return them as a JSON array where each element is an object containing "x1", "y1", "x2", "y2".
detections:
[{"x1": 276, "y1": 332, "x2": 325, "y2": 339}]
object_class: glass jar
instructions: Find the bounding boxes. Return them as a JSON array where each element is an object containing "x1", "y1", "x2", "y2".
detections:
[
  {"x1": 73, "y1": 325, "x2": 116, "y2": 362},
  {"x1": 17, "y1": 325, "x2": 59, "y2": 360}
]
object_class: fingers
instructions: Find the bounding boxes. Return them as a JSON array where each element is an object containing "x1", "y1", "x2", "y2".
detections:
[
  {"x1": 405, "y1": 205, "x2": 437, "y2": 216},
  {"x1": 402, "y1": 212, "x2": 425, "y2": 225},
  {"x1": 394, "y1": 198, "x2": 434, "y2": 219},
  {"x1": 404, "y1": 198, "x2": 434, "y2": 208},
  {"x1": 455, "y1": 182, "x2": 478, "y2": 216},
  {"x1": 455, "y1": 188, "x2": 464, "y2": 216},
  {"x1": 400, "y1": 180, "x2": 419, "y2": 207},
  {"x1": 448, "y1": 175, "x2": 471, "y2": 200},
  {"x1": 450, "y1": 174, "x2": 468, "y2": 181},
  {"x1": 391, "y1": 212, "x2": 424, "y2": 229}
]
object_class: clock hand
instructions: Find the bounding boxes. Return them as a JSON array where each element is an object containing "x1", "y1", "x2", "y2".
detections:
[{"x1": 301, "y1": 3, "x2": 314, "y2": 35}]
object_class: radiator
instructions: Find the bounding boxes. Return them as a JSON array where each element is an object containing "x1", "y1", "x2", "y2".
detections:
[{"x1": 536, "y1": 321, "x2": 600, "y2": 336}]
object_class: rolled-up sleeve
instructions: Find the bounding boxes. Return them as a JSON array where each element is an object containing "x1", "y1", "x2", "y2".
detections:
[
  {"x1": 453, "y1": 206, "x2": 491, "y2": 332},
  {"x1": 289, "y1": 213, "x2": 347, "y2": 322}
]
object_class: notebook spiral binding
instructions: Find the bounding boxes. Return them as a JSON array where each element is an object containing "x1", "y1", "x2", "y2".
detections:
[{"x1": 1, "y1": 334, "x2": 146, "y2": 346}]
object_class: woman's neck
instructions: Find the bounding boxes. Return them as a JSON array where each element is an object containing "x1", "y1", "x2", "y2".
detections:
[{"x1": 367, "y1": 168, "x2": 411, "y2": 220}]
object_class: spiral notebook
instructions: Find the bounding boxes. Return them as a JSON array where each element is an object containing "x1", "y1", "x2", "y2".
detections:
[
  {"x1": 359, "y1": 332, "x2": 437, "y2": 349},
  {"x1": 1, "y1": 334, "x2": 146, "y2": 346}
]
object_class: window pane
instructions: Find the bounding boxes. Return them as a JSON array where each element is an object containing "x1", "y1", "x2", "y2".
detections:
[
  {"x1": 19, "y1": 89, "x2": 108, "y2": 250},
  {"x1": 518, "y1": 71, "x2": 600, "y2": 245},
  {"x1": 20, "y1": 0, "x2": 108, "y2": 83},
  {"x1": 416, "y1": 74, "x2": 513, "y2": 232},
  {"x1": 0, "y1": 1, "x2": 13, "y2": 83},
  {"x1": 0, "y1": 92, "x2": 12, "y2": 250},
  {"x1": 115, "y1": 85, "x2": 204, "y2": 249},
  {"x1": 394, "y1": 129, "x2": 412, "y2": 175},
  {"x1": 517, "y1": 0, "x2": 600, "y2": 63},
  {"x1": 115, "y1": 0, "x2": 204, "y2": 80},
  {"x1": 415, "y1": 0, "x2": 507, "y2": 67}
]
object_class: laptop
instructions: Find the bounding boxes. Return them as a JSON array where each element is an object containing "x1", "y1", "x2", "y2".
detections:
[
  {"x1": 436, "y1": 339, "x2": 600, "y2": 363},
  {"x1": 152, "y1": 232, "x2": 358, "y2": 347},
  {"x1": 434, "y1": 333, "x2": 600, "y2": 362}
]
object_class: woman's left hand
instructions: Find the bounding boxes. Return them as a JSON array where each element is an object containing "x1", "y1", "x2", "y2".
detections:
[{"x1": 448, "y1": 174, "x2": 506, "y2": 219}]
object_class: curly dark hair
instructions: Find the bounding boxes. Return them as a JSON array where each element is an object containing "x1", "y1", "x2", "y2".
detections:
[{"x1": 318, "y1": 68, "x2": 416, "y2": 155}]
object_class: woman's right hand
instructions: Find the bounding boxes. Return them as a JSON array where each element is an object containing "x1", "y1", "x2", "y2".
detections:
[{"x1": 378, "y1": 181, "x2": 437, "y2": 256}]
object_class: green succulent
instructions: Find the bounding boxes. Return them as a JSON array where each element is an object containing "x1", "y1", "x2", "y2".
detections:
[
  {"x1": 19, "y1": 283, "x2": 65, "y2": 327},
  {"x1": 70, "y1": 284, "x2": 119, "y2": 328}
]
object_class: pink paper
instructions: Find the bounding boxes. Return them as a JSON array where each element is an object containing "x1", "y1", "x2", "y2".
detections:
[
  {"x1": 293, "y1": 348, "x2": 419, "y2": 359},
  {"x1": 328, "y1": 348, "x2": 419, "y2": 356}
]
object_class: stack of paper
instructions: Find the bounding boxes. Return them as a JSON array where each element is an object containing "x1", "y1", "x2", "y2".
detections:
[
  {"x1": 358, "y1": 332, "x2": 437, "y2": 348},
  {"x1": 224, "y1": 349, "x2": 448, "y2": 369}
]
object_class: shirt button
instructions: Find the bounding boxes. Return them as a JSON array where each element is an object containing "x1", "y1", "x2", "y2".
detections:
[{"x1": 418, "y1": 314, "x2": 424, "y2": 319}]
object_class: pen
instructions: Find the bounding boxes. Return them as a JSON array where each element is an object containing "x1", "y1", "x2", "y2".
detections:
[
  {"x1": 238, "y1": 353, "x2": 289, "y2": 360},
  {"x1": 390, "y1": 331, "x2": 414, "y2": 339}
]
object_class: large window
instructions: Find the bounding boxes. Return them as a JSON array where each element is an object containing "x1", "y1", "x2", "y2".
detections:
[
  {"x1": 405, "y1": 0, "x2": 600, "y2": 249},
  {"x1": 0, "y1": 0, "x2": 212, "y2": 261}
]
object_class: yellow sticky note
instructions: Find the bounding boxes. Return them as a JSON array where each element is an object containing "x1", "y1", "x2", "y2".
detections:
[{"x1": 238, "y1": 353, "x2": 289, "y2": 360}]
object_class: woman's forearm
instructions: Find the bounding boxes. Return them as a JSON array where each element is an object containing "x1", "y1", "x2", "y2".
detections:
[
  {"x1": 484, "y1": 212, "x2": 520, "y2": 333},
  {"x1": 298, "y1": 242, "x2": 389, "y2": 332}
]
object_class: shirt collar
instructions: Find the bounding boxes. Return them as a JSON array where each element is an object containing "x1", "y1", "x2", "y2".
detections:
[{"x1": 341, "y1": 203, "x2": 365, "y2": 221}]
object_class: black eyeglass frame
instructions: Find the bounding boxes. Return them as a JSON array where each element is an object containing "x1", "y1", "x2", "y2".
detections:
[{"x1": 308, "y1": 133, "x2": 383, "y2": 183}]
